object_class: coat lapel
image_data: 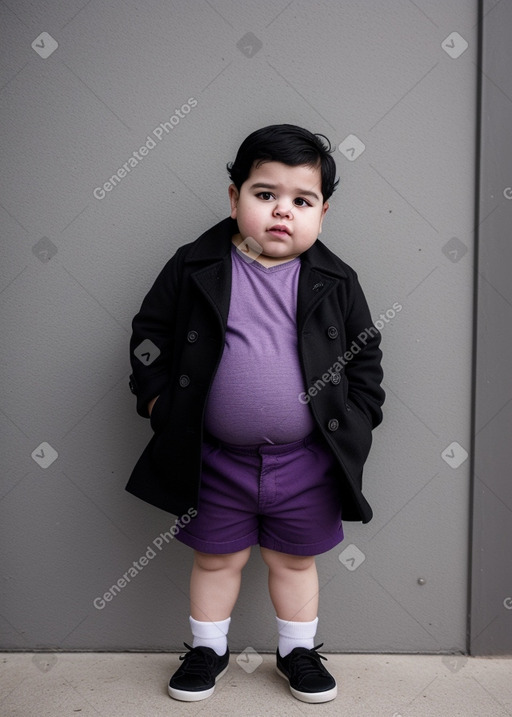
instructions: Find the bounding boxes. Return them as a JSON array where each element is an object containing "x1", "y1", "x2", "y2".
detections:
[
  {"x1": 297, "y1": 238, "x2": 347, "y2": 328},
  {"x1": 191, "y1": 260, "x2": 231, "y2": 328},
  {"x1": 185, "y1": 217, "x2": 235, "y2": 327}
]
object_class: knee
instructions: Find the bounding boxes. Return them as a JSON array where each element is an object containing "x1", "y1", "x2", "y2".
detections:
[
  {"x1": 194, "y1": 547, "x2": 251, "y2": 573},
  {"x1": 261, "y1": 548, "x2": 315, "y2": 572}
]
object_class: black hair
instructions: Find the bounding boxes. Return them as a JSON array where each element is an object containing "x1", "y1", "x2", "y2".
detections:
[{"x1": 227, "y1": 124, "x2": 339, "y2": 202}]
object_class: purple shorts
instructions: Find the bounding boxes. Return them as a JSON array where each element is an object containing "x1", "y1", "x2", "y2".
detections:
[{"x1": 175, "y1": 431, "x2": 344, "y2": 556}]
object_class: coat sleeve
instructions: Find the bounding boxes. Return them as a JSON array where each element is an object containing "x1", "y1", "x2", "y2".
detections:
[
  {"x1": 341, "y1": 270, "x2": 385, "y2": 429},
  {"x1": 129, "y1": 247, "x2": 183, "y2": 417}
]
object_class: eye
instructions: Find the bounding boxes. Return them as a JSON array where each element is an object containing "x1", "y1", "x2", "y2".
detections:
[
  {"x1": 293, "y1": 197, "x2": 311, "y2": 207},
  {"x1": 256, "y1": 191, "x2": 274, "y2": 201}
]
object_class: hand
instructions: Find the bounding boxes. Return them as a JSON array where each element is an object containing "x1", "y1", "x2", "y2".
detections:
[{"x1": 148, "y1": 395, "x2": 159, "y2": 416}]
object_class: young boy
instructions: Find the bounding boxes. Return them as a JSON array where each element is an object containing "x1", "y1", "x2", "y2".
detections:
[{"x1": 126, "y1": 124, "x2": 384, "y2": 704}]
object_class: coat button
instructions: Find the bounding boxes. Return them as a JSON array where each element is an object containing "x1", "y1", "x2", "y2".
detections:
[
  {"x1": 330, "y1": 372, "x2": 341, "y2": 385},
  {"x1": 178, "y1": 374, "x2": 190, "y2": 388},
  {"x1": 327, "y1": 326, "x2": 338, "y2": 339},
  {"x1": 187, "y1": 330, "x2": 198, "y2": 343},
  {"x1": 327, "y1": 418, "x2": 339, "y2": 432}
]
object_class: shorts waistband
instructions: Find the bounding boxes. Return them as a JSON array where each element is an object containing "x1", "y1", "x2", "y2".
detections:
[{"x1": 203, "y1": 430, "x2": 319, "y2": 456}]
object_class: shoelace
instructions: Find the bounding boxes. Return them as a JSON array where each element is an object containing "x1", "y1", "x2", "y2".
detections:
[
  {"x1": 286, "y1": 643, "x2": 329, "y2": 684},
  {"x1": 177, "y1": 642, "x2": 218, "y2": 682}
]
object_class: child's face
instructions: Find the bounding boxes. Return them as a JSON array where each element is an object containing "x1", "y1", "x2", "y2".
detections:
[{"x1": 228, "y1": 160, "x2": 329, "y2": 266}]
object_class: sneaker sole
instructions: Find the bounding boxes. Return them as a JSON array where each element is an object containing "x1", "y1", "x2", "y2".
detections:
[
  {"x1": 168, "y1": 665, "x2": 228, "y2": 702},
  {"x1": 276, "y1": 666, "x2": 337, "y2": 704}
]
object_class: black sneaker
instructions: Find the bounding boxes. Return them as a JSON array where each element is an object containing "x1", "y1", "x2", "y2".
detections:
[
  {"x1": 276, "y1": 643, "x2": 337, "y2": 703},
  {"x1": 168, "y1": 642, "x2": 229, "y2": 701}
]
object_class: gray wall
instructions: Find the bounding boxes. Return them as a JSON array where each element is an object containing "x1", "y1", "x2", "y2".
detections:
[{"x1": 1, "y1": 1, "x2": 477, "y2": 652}]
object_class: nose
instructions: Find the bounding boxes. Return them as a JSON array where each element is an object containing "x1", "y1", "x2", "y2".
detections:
[{"x1": 273, "y1": 200, "x2": 293, "y2": 219}]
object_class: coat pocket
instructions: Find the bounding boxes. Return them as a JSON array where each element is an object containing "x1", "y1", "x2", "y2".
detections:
[
  {"x1": 149, "y1": 384, "x2": 171, "y2": 433},
  {"x1": 342, "y1": 375, "x2": 373, "y2": 429}
]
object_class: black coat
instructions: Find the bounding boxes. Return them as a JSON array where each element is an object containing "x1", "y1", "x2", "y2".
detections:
[{"x1": 126, "y1": 217, "x2": 384, "y2": 523}]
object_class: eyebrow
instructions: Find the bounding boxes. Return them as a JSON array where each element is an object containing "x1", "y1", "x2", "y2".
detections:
[{"x1": 249, "y1": 182, "x2": 321, "y2": 201}]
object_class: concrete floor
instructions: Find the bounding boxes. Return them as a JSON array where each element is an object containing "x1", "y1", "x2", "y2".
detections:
[{"x1": 1, "y1": 651, "x2": 511, "y2": 716}]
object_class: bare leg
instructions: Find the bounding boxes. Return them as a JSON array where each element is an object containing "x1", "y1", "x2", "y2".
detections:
[
  {"x1": 190, "y1": 547, "x2": 251, "y2": 622},
  {"x1": 260, "y1": 547, "x2": 319, "y2": 621}
]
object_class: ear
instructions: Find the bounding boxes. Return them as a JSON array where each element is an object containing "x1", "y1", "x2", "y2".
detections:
[
  {"x1": 228, "y1": 184, "x2": 239, "y2": 220},
  {"x1": 318, "y1": 201, "x2": 329, "y2": 234}
]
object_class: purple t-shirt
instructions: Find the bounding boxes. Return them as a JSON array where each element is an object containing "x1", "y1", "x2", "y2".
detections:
[{"x1": 203, "y1": 244, "x2": 315, "y2": 445}]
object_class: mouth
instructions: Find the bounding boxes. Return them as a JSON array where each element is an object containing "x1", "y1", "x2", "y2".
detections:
[{"x1": 268, "y1": 225, "x2": 291, "y2": 237}]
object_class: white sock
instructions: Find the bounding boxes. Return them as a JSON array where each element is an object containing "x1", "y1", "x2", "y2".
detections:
[
  {"x1": 276, "y1": 616, "x2": 319, "y2": 657},
  {"x1": 189, "y1": 616, "x2": 231, "y2": 656}
]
